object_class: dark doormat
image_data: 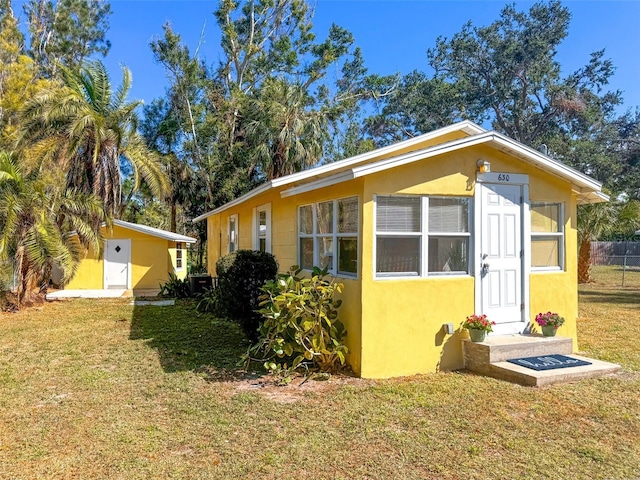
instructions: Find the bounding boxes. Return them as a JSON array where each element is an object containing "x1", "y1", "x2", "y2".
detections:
[{"x1": 507, "y1": 354, "x2": 592, "y2": 371}]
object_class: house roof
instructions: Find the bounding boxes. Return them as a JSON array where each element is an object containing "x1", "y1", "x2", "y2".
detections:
[
  {"x1": 112, "y1": 219, "x2": 196, "y2": 243},
  {"x1": 193, "y1": 121, "x2": 606, "y2": 222}
]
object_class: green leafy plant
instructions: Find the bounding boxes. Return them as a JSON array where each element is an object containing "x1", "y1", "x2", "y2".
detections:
[
  {"x1": 195, "y1": 287, "x2": 217, "y2": 313},
  {"x1": 214, "y1": 250, "x2": 278, "y2": 341},
  {"x1": 159, "y1": 272, "x2": 191, "y2": 298},
  {"x1": 462, "y1": 314, "x2": 495, "y2": 332},
  {"x1": 246, "y1": 266, "x2": 349, "y2": 379}
]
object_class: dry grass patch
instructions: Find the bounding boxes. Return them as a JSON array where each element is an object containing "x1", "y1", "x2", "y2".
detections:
[{"x1": 0, "y1": 287, "x2": 638, "y2": 479}]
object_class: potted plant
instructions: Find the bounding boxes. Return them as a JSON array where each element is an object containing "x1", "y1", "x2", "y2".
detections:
[
  {"x1": 463, "y1": 314, "x2": 495, "y2": 342},
  {"x1": 534, "y1": 311, "x2": 565, "y2": 337}
]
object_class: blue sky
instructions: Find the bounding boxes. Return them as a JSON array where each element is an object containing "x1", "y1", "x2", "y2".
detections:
[{"x1": 48, "y1": 1, "x2": 640, "y2": 112}]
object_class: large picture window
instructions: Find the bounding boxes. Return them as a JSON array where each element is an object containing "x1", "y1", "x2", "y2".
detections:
[
  {"x1": 531, "y1": 203, "x2": 564, "y2": 269},
  {"x1": 375, "y1": 195, "x2": 470, "y2": 277},
  {"x1": 298, "y1": 196, "x2": 358, "y2": 276}
]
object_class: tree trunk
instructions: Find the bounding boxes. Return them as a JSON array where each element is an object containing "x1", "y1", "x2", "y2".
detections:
[
  {"x1": 577, "y1": 238, "x2": 592, "y2": 284},
  {"x1": 170, "y1": 202, "x2": 177, "y2": 233}
]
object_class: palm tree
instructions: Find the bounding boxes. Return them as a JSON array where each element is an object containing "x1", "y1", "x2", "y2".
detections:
[
  {"x1": 0, "y1": 151, "x2": 104, "y2": 305},
  {"x1": 19, "y1": 60, "x2": 168, "y2": 217},
  {"x1": 247, "y1": 78, "x2": 326, "y2": 180},
  {"x1": 577, "y1": 200, "x2": 640, "y2": 283}
]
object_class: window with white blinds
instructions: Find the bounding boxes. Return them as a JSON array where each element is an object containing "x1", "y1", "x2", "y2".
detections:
[
  {"x1": 298, "y1": 196, "x2": 359, "y2": 277},
  {"x1": 375, "y1": 195, "x2": 471, "y2": 277},
  {"x1": 531, "y1": 202, "x2": 564, "y2": 270}
]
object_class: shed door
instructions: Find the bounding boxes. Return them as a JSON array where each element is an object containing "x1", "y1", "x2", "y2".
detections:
[
  {"x1": 104, "y1": 239, "x2": 131, "y2": 289},
  {"x1": 480, "y1": 183, "x2": 524, "y2": 332}
]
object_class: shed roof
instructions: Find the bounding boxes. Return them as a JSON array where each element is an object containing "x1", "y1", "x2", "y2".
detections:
[
  {"x1": 112, "y1": 220, "x2": 196, "y2": 243},
  {"x1": 193, "y1": 121, "x2": 606, "y2": 222}
]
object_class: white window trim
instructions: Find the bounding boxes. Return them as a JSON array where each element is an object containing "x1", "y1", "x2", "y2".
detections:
[
  {"x1": 373, "y1": 194, "x2": 472, "y2": 279},
  {"x1": 530, "y1": 202, "x2": 565, "y2": 272},
  {"x1": 228, "y1": 214, "x2": 238, "y2": 253},
  {"x1": 252, "y1": 203, "x2": 272, "y2": 252},
  {"x1": 298, "y1": 196, "x2": 359, "y2": 278},
  {"x1": 175, "y1": 242, "x2": 184, "y2": 271}
]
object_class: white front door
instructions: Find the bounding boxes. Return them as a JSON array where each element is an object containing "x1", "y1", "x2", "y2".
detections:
[
  {"x1": 104, "y1": 239, "x2": 131, "y2": 289},
  {"x1": 479, "y1": 183, "x2": 525, "y2": 333}
]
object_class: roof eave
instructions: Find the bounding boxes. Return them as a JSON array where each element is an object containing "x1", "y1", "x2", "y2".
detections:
[
  {"x1": 112, "y1": 220, "x2": 197, "y2": 243},
  {"x1": 192, "y1": 121, "x2": 486, "y2": 219},
  {"x1": 192, "y1": 182, "x2": 274, "y2": 222}
]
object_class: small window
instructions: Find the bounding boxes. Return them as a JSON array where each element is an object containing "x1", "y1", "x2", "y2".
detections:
[
  {"x1": 298, "y1": 196, "x2": 359, "y2": 276},
  {"x1": 228, "y1": 214, "x2": 238, "y2": 253},
  {"x1": 176, "y1": 242, "x2": 183, "y2": 270},
  {"x1": 531, "y1": 203, "x2": 563, "y2": 269},
  {"x1": 375, "y1": 196, "x2": 421, "y2": 276},
  {"x1": 427, "y1": 197, "x2": 470, "y2": 274},
  {"x1": 254, "y1": 204, "x2": 271, "y2": 252}
]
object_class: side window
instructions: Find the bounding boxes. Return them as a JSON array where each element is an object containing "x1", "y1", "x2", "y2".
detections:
[
  {"x1": 254, "y1": 204, "x2": 271, "y2": 252},
  {"x1": 531, "y1": 203, "x2": 564, "y2": 269},
  {"x1": 298, "y1": 196, "x2": 359, "y2": 277},
  {"x1": 176, "y1": 242, "x2": 183, "y2": 270},
  {"x1": 229, "y1": 214, "x2": 238, "y2": 253}
]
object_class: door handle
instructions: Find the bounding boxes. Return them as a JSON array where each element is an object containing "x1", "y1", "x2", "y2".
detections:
[{"x1": 481, "y1": 262, "x2": 490, "y2": 274}]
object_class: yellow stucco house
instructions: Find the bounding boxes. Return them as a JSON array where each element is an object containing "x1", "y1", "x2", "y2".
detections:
[
  {"x1": 62, "y1": 219, "x2": 196, "y2": 294},
  {"x1": 194, "y1": 121, "x2": 607, "y2": 379}
]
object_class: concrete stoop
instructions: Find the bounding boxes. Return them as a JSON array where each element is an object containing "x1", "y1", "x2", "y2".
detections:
[{"x1": 463, "y1": 334, "x2": 621, "y2": 387}]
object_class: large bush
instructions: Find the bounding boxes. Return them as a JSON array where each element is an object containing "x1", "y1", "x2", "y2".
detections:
[
  {"x1": 247, "y1": 266, "x2": 349, "y2": 378},
  {"x1": 214, "y1": 250, "x2": 278, "y2": 340}
]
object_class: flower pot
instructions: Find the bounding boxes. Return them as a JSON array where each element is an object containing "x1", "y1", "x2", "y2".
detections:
[
  {"x1": 468, "y1": 329, "x2": 487, "y2": 342},
  {"x1": 541, "y1": 325, "x2": 557, "y2": 337}
]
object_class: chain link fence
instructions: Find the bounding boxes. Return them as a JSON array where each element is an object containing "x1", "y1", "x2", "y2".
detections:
[{"x1": 590, "y1": 242, "x2": 640, "y2": 287}]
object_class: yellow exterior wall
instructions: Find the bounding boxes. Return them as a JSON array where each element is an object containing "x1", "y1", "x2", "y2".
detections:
[
  {"x1": 206, "y1": 181, "x2": 365, "y2": 373},
  {"x1": 358, "y1": 145, "x2": 579, "y2": 378},
  {"x1": 204, "y1": 142, "x2": 581, "y2": 379},
  {"x1": 359, "y1": 148, "x2": 477, "y2": 377},
  {"x1": 66, "y1": 225, "x2": 181, "y2": 290},
  {"x1": 478, "y1": 146, "x2": 579, "y2": 347}
]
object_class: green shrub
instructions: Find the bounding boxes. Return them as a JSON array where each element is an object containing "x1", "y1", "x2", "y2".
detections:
[
  {"x1": 214, "y1": 250, "x2": 278, "y2": 341},
  {"x1": 195, "y1": 286, "x2": 217, "y2": 313},
  {"x1": 159, "y1": 272, "x2": 191, "y2": 298},
  {"x1": 247, "y1": 266, "x2": 349, "y2": 379}
]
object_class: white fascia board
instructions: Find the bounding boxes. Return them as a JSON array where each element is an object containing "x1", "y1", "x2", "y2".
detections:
[
  {"x1": 192, "y1": 121, "x2": 486, "y2": 221},
  {"x1": 350, "y1": 132, "x2": 604, "y2": 195},
  {"x1": 112, "y1": 220, "x2": 197, "y2": 243},
  {"x1": 351, "y1": 133, "x2": 494, "y2": 178},
  {"x1": 280, "y1": 171, "x2": 355, "y2": 198},
  {"x1": 192, "y1": 182, "x2": 274, "y2": 222},
  {"x1": 271, "y1": 120, "x2": 486, "y2": 187},
  {"x1": 576, "y1": 190, "x2": 610, "y2": 205},
  {"x1": 488, "y1": 131, "x2": 603, "y2": 191}
]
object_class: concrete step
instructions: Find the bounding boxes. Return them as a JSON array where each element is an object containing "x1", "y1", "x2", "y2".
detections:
[
  {"x1": 462, "y1": 334, "x2": 622, "y2": 387},
  {"x1": 489, "y1": 354, "x2": 622, "y2": 387},
  {"x1": 463, "y1": 334, "x2": 573, "y2": 372}
]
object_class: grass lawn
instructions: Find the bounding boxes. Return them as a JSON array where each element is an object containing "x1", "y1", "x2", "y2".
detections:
[{"x1": 1, "y1": 270, "x2": 639, "y2": 479}]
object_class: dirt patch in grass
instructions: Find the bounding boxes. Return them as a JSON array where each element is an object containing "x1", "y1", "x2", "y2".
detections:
[{"x1": 231, "y1": 372, "x2": 374, "y2": 403}]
